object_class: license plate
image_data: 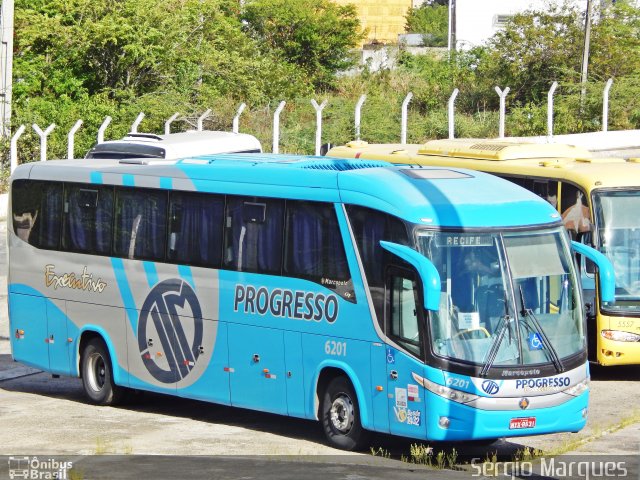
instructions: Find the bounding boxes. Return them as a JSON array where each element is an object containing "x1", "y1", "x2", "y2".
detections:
[{"x1": 509, "y1": 417, "x2": 536, "y2": 429}]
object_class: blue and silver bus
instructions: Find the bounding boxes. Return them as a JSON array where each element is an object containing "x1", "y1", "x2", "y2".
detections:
[{"x1": 8, "y1": 154, "x2": 614, "y2": 450}]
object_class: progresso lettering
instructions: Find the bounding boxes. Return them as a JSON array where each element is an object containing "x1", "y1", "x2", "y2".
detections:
[
  {"x1": 515, "y1": 377, "x2": 570, "y2": 390},
  {"x1": 234, "y1": 285, "x2": 339, "y2": 323}
]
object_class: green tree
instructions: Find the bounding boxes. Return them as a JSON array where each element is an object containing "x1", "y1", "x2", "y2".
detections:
[
  {"x1": 241, "y1": 0, "x2": 364, "y2": 89},
  {"x1": 404, "y1": 3, "x2": 448, "y2": 47}
]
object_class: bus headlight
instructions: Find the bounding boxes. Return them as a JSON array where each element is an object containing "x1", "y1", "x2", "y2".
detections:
[
  {"x1": 562, "y1": 377, "x2": 590, "y2": 397},
  {"x1": 601, "y1": 330, "x2": 640, "y2": 342},
  {"x1": 421, "y1": 376, "x2": 479, "y2": 405}
]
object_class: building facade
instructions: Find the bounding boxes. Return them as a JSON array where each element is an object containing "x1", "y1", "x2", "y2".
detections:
[{"x1": 333, "y1": 0, "x2": 413, "y2": 45}]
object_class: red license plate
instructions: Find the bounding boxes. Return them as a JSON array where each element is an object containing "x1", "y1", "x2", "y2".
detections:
[{"x1": 509, "y1": 417, "x2": 536, "y2": 429}]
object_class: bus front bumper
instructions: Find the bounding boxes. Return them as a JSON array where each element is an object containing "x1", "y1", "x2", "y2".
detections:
[{"x1": 424, "y1": 390, "x2": 588, "y2": 442}]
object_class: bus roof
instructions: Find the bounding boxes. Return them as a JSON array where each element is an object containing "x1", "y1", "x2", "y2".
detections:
[
  {"x1": 13, "y1": 153, "x2": 561, "y2": 229},
  {"x1": 328, "y1": 139, "x2": 640, "y2": 193},
  {"x1": 85, "y1": 130, "x2": 262, "y2": 159}
]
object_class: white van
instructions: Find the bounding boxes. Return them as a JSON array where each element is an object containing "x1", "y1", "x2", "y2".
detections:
[{"x1": 85, "y1": 131, "x2": 262, "y2": 160}]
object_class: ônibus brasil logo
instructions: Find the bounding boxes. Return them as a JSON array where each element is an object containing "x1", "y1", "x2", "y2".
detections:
[{"x1": 138, "y1": 279, "x2": 203, "y2": 384}]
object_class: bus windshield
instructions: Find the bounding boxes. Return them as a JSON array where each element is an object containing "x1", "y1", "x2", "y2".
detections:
[
  {"x1": 594, "y1": 189, "x2": 640, "y2": 313},
  {"x1": 416, "y1": 228, "x2": 583, "y2": 367}
]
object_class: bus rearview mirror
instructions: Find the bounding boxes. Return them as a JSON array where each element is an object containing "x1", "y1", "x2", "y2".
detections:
[
  {"x1": 571, "y1": 241, "x2": 615, "y2": 303},
  {"x1": 379, "y1": 241, "x2": 441, "y2": 311}
]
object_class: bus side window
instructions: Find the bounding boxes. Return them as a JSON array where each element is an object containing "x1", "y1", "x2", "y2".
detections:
[
  {"x1": 168, "y1": 191, "x2": 224, "y2": 268},
  {"x1": 113, "y1": 188, "x2": 167, "y2": 261},
  {"x1": 12, "y1": 180, "x2": 62, "y2": 249},
  {"x1": 224, "y1": 196, "x2": 284, "y2": 275},
  {"x1": 346, "y1": 206, "x2": 409, "y2": 327},
  {"x1": 283, "y1": 201, "x2": 354, "y2": 301},
  {"x1": 62, "y1": 184, "x2": 113, "y2": 255},
  {"x1": 560, "y1": 182, "x2": 591, "y2": 238}
]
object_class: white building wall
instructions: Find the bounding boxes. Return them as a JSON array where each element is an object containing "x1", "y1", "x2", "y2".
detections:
[{"x1": 455, "y1": 0, "x2": 588, "y2": 50}]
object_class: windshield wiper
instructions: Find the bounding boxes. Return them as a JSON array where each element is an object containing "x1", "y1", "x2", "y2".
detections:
[
  {"x1": 479, "y1": 293, "x2": 512, "y2": 377},
  {"x1": 518, "y1": 286, "x2": 564, "y2": 373}
]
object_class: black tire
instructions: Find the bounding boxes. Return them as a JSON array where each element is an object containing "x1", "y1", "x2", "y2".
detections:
[
  {"x1": 81, "y1": 338, "x2": 124, "y2": 405},
  {"x1": 321, "y1": 376, "x2": 369, "y2": 451}
]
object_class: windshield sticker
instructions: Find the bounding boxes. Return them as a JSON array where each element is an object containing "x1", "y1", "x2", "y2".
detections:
[
  {"x1": 458, "y1": 312, "x2": 480, "y2": 330},
  {"x1": 527, "y1": 333, "x2": 544, "y2": 351},
  {"x1": 233, "y1": 285, "x2": 338, "y2": 323}
]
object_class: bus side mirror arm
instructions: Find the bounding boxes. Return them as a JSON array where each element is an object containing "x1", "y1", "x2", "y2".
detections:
[
  {"x1": 380, "y1": 241, "x2": 441, "y2": 311},
  {"x1": 571, "y1": 241, "x2": 616, "y2": 303}
]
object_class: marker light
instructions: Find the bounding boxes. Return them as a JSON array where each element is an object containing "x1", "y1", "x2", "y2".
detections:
[{"x1": 602, "y1": 330, "x2": 640, "y2": 342}]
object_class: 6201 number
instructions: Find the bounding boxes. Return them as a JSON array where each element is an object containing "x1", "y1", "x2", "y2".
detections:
[{"x1": 324, "y1": 340, "x2": 347, "y2": 357}]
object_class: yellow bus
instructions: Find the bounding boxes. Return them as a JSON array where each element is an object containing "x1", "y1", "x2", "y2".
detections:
[{"x1": 328, "y1": 139, "x2": 640, "y2": 366}]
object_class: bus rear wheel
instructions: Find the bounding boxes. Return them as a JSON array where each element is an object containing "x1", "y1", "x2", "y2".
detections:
[
  {"x1": 321, "y1": 376, "x2": 369, "y2": 451},
  {"x1": 81, "y1": 338, "x2": 123, "y2": 405}
]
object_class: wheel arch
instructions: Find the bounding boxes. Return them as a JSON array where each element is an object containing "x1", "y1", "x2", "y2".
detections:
[
  {"x1": 77, "y1": 326, "x2": 126, "y2": 386},
  {"x1": 311, "y1": 360, "x2": 371, "y2": 429}
]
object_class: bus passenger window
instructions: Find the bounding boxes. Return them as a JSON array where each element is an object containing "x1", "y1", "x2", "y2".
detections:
[
  {"x1": 12, "y1": 180, "x2": 63, "y2": 249},
  {"x1": 168, "y1": 192, "x2": 224, "y2": 267},
  {"x1": 284, "y1": 201, "x2": 353, "y2": 300},
  {"x1": 223, "y1": 196, "x2": 284, "y2": 274},
  {"x1": 113, "y1": 188, "x2": 167, "y2": 260},
  {"x1": 561, "y1": 183, "x2": 591, "y2": 236},
  {"x1": 63, "y1": 185, "x2": 113, "y2": 255}
]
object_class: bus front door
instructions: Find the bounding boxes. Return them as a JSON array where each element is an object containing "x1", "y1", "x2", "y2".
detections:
[{"x1": 385, "y1": 269, "x2": 428, "y2": 439}]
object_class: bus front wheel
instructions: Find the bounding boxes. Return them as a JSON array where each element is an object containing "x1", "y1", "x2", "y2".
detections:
[
  {"x1": 81, "y1": 338, "x2": 123, "y2": 405},
  {"x1": 321, "y1": 376, "x2": 369, "y2": 451}
]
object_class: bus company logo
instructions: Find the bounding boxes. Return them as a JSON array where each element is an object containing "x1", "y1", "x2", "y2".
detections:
[
  {"x1": 138, "y1": 279, "x2": 203, "y2": 384},
  {"x1": 519, "y1": 397, "x2": 530, "y2": 410},
  {"x1": 8, "y1": 456, "x2": 73, "y2": 479},
  {"x1": 481, "y1": 380, "x2": 500, "y2": 395},
  {"x1": 44, "y1": 264, "x2": 107, "y2": 293}
]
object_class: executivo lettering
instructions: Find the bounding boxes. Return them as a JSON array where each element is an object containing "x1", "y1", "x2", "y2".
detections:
[{"x1": 45, "y1": 264, "x2": 107, "y2": 293}]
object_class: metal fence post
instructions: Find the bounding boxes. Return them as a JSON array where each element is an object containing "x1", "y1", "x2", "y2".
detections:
[
  {"x1": 354, "y1": 94, "x2": 366, "y2": 141},
  {"x1": 197, "y1": 109, "x2": 212, "y2": 131},
  {"x1": 311, "y1": 99, "x2": 328, "y2": 156},
  {"x1": 67, "y1": 119, "x2": 83, "y2": 159},
  {"x1": 602, "y1": 78, "x2": 613, "y2": 133},
  {"x1": 32, "y1": 123, "x2": 56, "y2": 162},
  {"x1": 130, "y1": 112, "x2": 145, "y2": 133},
  {"x1": 272, "y1": 101, "x2": 286, "y2": 154},
  {"x1": 164, "y1": 112, "x2": 180, "y2": 135},
  {"x1": 448, "y1": 89, "x2": 459, "y2": 139},
  {"x1": 401, "y1": 92, "x2": 413, "y2": 145},
  {"x1": 233, "y1": 103, "x2": 246, "y2": 134},
  {"x1": 494, "y1": 86, "x2": 510, "y2": 138},
  {"x1": 97, "y1": 116, "x2": 112, "y2": 144},
  {"x1": 547, "y1": 82, "x2": 559, "y2": 138},
  {"x1": 10, "y1": 124, "x2": 25, "y2": 173}
]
